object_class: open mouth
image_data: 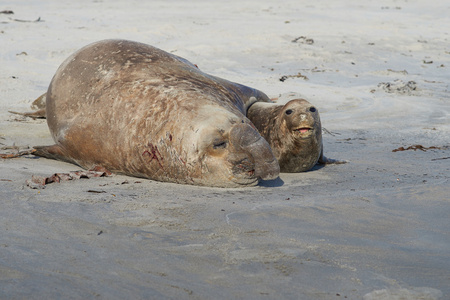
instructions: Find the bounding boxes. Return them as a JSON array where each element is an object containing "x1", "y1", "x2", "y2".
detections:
[{"x1": 294, "y1": 127, "x2": 314, "y2": 137}]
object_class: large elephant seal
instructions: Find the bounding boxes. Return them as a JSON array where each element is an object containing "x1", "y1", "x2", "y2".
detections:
[
  {"x1": 34, "y1": 39, "x2": 279, "y2": 187},
  {"x1": 247, "y1": 98, "x2": 326, "y2": 172}
]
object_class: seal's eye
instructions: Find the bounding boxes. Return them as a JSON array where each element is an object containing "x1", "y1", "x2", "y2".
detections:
[
  {"x1": 285, "y1": 109, "x2": 293, "y2": 115},
  {"x1": 213, "y1": 141, "x2": 227, "y2": 149},
  {"x1": 309, "y1": 107, "x2": 316, "y2": 112}
]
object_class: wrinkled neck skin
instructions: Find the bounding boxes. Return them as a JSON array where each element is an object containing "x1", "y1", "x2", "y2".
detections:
[
  {"x1": 247, "y1": 102, "x2": 283, "y2": 147},
  {"x1": 247, "y1": 100, "x2": 322, "y2": 172}
]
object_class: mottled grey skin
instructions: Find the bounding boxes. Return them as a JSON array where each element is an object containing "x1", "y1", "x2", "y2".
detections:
[
  {"x1": 34, "y1": 39, "x2": 279, "y2": 187},
  {"x1": 247, "y1": 99, "x2": 325, "y2": 172}
]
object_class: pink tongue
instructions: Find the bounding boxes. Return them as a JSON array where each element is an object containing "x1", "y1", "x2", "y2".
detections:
[{"x1": 300, "y1": 129, "x2": 309, "y2": 133}]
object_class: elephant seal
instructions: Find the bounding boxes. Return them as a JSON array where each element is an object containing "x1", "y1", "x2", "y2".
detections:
[
  {"x1": 247, "y1": 98, "x2": 327, "y2": 172},
  {"x1": 202, "y1": 83, "x2": 344, "y2": 172},
  {"x1": 34, "y1": 39, "x2": 279, "y2": 187}
]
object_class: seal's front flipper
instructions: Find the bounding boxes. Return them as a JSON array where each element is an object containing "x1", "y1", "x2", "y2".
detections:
[
  {"x1": 318, "y1": 156, "x2": 347, "y2": 165},
  {"x1": 318, "y1": 148, "x2": 348, "y2": 165},
  {"x1": 33, "y1": 144, "x2": 76, "y2": 165}
]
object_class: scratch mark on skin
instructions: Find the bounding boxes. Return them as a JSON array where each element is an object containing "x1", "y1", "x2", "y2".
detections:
[{"x1": 142, "y1": 142, "x2": 164, "y2": 168}]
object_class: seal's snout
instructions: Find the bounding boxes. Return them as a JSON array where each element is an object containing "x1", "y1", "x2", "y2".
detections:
[
  {"x1": 255, "y1": 156, "x2": 280, "y2": 180},
  {"x1": 289, "y1": 109, "x2": 317, "y2": 139},
  {"x1": 230, "y1": 123, "x2": 280, "y2": 181},
  {"x1": 299, "y1": 113, "x2": 307, "y2": 121}
]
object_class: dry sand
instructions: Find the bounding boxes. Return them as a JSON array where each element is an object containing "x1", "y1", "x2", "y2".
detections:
[{"x1": 1, "y1": 1, "x2": 449, "y2": 299}]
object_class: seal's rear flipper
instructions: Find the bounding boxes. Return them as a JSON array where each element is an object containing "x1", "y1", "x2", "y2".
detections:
[
  {"x1": 9, "y1": 109, "x2": 46, "y2": 119},
  {"x1": 8, "y1": 93, "x2": 47, "y2": 119},
  {"x1": 33, "y1": 145, "x2": 76, "y2": 165}
]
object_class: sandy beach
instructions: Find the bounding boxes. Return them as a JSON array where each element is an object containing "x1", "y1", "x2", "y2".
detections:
[{"x1": 1, "y1": 1, "x2": 449, "y2": 299}]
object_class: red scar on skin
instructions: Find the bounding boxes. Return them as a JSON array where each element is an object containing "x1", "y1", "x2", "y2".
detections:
[{"x1": 142, "y1": 143, "x2": 163, "y2": 168}]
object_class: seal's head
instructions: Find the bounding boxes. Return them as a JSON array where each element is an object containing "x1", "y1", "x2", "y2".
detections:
[
  {"x1": 247, "y1": 99, "x2": 322, "y2": 173},
  {"x1": 280, "y1": 99, "x2": 320, "y2": 141},
  {"x1": 184, "y1": 106, "x2": 279, "y2": 187}
]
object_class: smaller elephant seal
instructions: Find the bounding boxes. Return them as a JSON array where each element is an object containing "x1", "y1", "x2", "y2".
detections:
[
  {"x1": 33, "y1": 39, "x2": 279, "y2": 188},
  {"x1": 248, "y1": 98, "x2": 333, "y2": 172}
]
